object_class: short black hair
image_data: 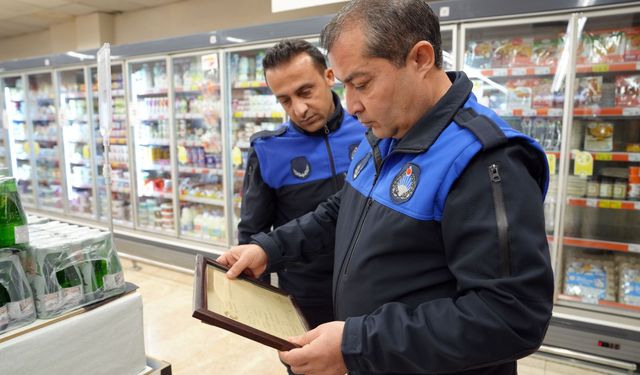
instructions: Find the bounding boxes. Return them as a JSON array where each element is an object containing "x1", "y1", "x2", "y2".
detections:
[
  {"x1": 321, "y1": 0, "x2": 443, "y2": 69},
  {"x1": 262, "y1": 39, "x2": 328, "y2": 77}
]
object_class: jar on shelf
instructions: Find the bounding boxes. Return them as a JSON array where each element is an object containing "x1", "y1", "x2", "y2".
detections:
[
  {"x1": 586, "y1": 177, "x2": 599, "y2": 198},
  {"x1": 613, "y1": 178, "x2": 627, "y2": 200},
  {"x1": 628, "y1": 174, "x2": 640, "y2": 201},
  {"x1": 599, "y1": 177, "x2": 613, "y2": 199}
]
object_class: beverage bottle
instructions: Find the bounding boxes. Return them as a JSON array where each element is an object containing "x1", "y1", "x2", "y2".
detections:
[
  {"x1": 0, "y1": 177, "x2": 29, "y2": 249},
  {"x1": 0, "y1": 282, "x2": 9, "y2": 331}
]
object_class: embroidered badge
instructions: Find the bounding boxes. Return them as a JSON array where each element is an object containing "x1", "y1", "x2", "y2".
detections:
[
  {"x1": 291, "y1": 156, "x2": 311, "y2": 179},
  {"x1": 352, "y1": 153, "x2": 371, "y2": 180},
  {"x1": 390, "y1": 163, "x2": 420, "y2": 203},
  {"x1": 348, "y1": 143, "x2": 359, "y2": 161}
]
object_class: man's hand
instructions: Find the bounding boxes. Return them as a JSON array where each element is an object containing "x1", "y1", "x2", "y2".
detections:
[
  {"x1": 216, "y1": 244, "x2": 268, "y2": 279},
  {"x1": 279, "y1": 321, "x2": 347, "y2": 375}
]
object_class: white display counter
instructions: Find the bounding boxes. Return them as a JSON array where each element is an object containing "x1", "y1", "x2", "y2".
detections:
[{"x1": 0, "y1": 288, "x2": 147, "y2": 375}]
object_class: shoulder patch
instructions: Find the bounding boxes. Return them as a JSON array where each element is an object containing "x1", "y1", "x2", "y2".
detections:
[
  {"x1": 454, "y1": 107, "x2": 507, "y2": 150},
  {"x1": 291, "y1": 156, "x2": 311, "y2": 179},
  {"x1": 249, "y1": 126, "x2": 287, "y2": 144},
  {"x1": 390, "y1": 163, "x2": 420, "y2": 203}
]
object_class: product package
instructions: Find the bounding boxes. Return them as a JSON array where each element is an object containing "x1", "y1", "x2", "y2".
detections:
[
  {"x1": 616, "y1": 255, "x2": 640, "y2": 306},
  {"x1": 506, "y1": 79, "x2": 533, "y2": 109},
  {"x1": 532, "y1": 35, "x2": 564, "y2": 66},
  {"x1": 615, "y1": 75, "x2": 640, "y2": 107},
  {"x1": 575, "y1": 76, "x2": 603, "y2": 107},
  {"x1": 584, "y1": 121, "x2": 614, "y2": 152},
  {"x1": 564, "y1": 252, "x2": 617, "y2": 303},
  {"x1": 624, "y1": 26, "x2": 640, "y2": 61},
  {"x1": 24, "y1": 222, "x2": 125, "y2": 319},
  {"x1": 0, "y1": 249, "x2": 36, "y2": 334},
  {"x1": 531, "y1": 79, "x2": 555, "y2": 108},
  {"x1": 465, "y1": 40, "x2": 493, "y2": 68},
  {"x1": 580, "y1": 29, "x2": 626, "y2": 64}
]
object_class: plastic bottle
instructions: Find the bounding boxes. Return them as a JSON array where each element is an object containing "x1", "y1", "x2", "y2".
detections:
[
  {"x1": 0, "y1": 177, "x2": 29, "y2": 249},
  {"x1": 180, "y1": 206, "x2": 194, "y2": 232}
]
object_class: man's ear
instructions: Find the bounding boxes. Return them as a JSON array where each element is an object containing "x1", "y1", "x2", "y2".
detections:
[
  {"x1": 325, "y1": 67, "x2": 336, "y2": 86},
  {"x1": 407, "y1": 41, "x2": 436, "y2": 76}
]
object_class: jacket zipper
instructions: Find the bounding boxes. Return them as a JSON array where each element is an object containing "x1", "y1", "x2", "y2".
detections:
[
  {"x1": 334, "y1": 163, "x2": 382, "y2": 315},
  {"x1": 323, "y1": 125, "x2": 339, "y2": 190},
  {"x1": 489, "y1": 163, "x2": 511, "y2": 277}
]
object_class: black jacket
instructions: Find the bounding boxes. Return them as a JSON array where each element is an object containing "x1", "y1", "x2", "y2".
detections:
[
  {"x1": 252, "y1": 72, "x2": 554, "y2": 374},
  {"x1": 238, "y1": 92, "x2": 365, "y2": 306}
]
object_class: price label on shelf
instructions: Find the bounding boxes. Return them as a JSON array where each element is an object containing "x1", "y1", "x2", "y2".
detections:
[
  {"x1": 522, "y1": 109, "x2": 537, "y2": 117},
  {"x1": 622, "y1": 107, "x2": 640, "y2": 116},
  {"x1": 635, "y1": 202, "x2": 640, "y2": 210},
  {"x1": 512, "y1": 68, "x2": 527, "y2": 76},
  {"x1": 592, "y1": 64, "x2": 610, "y2": 73},
  {"x1": 586, "y1": 198, "x2": 598, "y2": 208},
  {"x1": 594, "y1": 153, "x2": 613, "y2": 161},
  {"x1": 629, "y1": 244, "x2": 640, "y2": 254},
  {"x1": 493, "y1": 68, "x2": 508, "y2": 76},
  {"x1": 599, "y1": 200, "x2": 611, "y2": 208},
  {"x1": 546, "y1": 153, "x2": 557, "y2": 175},
  {"x1": 2, "y1": 112, "x2": 8, "y2": 129},
  {"x1": 629, "y1": 153, "x2": 640, "y2": 162},
  {"x1": 534, "y1": 67, "x2": 551, "y2": 75},
  {"x1": 573, "y1": 150, "x2": 594, "y2": 176},
  {"x1": 609, "y1": 201, "x2": 622, "y2": 209},
  {"x1": 547, "y1": 108, "x2": 563, "y2": 117}
]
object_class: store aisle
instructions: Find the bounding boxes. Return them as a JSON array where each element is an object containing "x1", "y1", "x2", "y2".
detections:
[{"x1": 121, "y1": 259, "x2": 608, "y2": 375}]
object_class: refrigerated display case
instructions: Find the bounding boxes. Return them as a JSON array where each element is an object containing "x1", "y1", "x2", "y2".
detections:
[
  {"x1": 172, "y1": 52, "x2": 227, "y2": 244},
  {"x1": 90, "y1": 64, "x2": 133, "y2": 227},
  {"x1": 1, "y1": 76, "x2": 32, "y2": 206},
  {"x1": 441, "y1": 25, "x2": 457, "y2": 71},
  {"x1": 462, "y1": 16, "x2": 571, "y2": 252},
  {"x1": 128, "y1": 58, "x2": 175, "y2": 234},
  {"x1": 555, "y1": 10, "x2": 640, "y2": 315},
  {"x1": 227, "y1": 45, "x2": 286, "y2": 241},
  {"x1": 58, "y1": 67, "x2": 95, "y2": 218},
  {"x1": 28, "y1": 72, "x2": 63, "y2": 212}
]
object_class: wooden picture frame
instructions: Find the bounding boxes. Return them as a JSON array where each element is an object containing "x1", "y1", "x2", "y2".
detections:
[{"x1": 192, "y1": 255, "x2": 309, "y2": 351}]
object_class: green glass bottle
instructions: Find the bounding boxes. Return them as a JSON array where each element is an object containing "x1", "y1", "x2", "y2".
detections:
[
  {"x1": 0, "y1": 177, "x2": 29, "y2": 249},
  {"x1": 0, "y1": 282, "x2": 9, "y2": 330},
  {"x1": 56, "y1": 266, "x2": 83, "y2": 289},
  {"x1": 0, "y1": 282, "x2": 10, "y2": 307}
]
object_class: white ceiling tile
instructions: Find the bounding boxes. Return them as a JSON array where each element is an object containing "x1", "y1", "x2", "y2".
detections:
[
  {"x1": 0, "y1": 20, "x2": 45, "y2": 35},
  {"x1": 78, "y1": 0, "x2": 147, "y2": 12},
  {"x1": 52, "y1": 3, "x2": 97, "y2": 16},
  {"x1": 17, "y1": 0, "x2": 70, "y2": 7},
  {"x1": 11, "y1": 14, "x2": 61, "y2": 27},
  {"x1": 0, "y1": 0, "x2": 42, "y2": 18},
  {"x1": 130, "y1": 0, "x2": 181, "y2": 7}
]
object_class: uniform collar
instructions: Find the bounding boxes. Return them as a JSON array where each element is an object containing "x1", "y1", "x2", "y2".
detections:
[
  {"x1": 291, "y1": 91, "x2": 344, "y2": 136},
  {"x1": 392, "y1": 71, "x2": 473, "y2": 153}
]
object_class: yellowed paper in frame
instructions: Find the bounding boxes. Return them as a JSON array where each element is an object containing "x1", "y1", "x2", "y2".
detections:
[{"x1": 206, "y1": 265, "x2": 307, "y2": 340}]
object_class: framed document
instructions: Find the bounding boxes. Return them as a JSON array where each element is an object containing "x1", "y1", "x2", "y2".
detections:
[{"x1": 192, "y1": 255, "x2": 309, "y2": 351}]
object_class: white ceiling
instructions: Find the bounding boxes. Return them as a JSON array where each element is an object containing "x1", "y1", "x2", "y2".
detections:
[{"x1": 0, "y1": 0, "x2": 183, "y2": 39}]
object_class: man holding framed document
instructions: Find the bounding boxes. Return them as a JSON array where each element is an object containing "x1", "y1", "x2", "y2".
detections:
[{"x1": 216, "y1": 0, "x2": 554, "y2": 374}]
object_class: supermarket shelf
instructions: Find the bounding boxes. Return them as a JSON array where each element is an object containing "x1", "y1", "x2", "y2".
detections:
[
  {"x1": 92, "y1": 89, "x2": 125, "y2": 97},
  {"x1": 109, "y1": 137, "x2": 128, "y2": 145},
  {"x1": 138, "y1": 140, "x2": 170, "y2": 146},
  {"x1": 494, "y1": 107, "x2": 640, "y2": 118},
  {"x1": 545, "y1": 151, "x2": 639, "y2": 162},
  {"x1": 138, "y1": 224, "x2": 175, "y2": 235},
  {"x1": 174, "y1": 87, "x2": 207, "y2": 94},
  {"x1": 71, "y1": 185, "x2": 93, "y2": 189},
  {"x1": 34, "y1": 138, "x2": 58, "y2": 143},
  {"x1": 138, "y1": 115, "x2": 169, "y2": 121},
  {"x1": 111, "y1": 187, "x2": 130, "y2": 194},
  {"x1": 139, "y1": 164, "x2": 171, "y2": 172},
  {"x1": 232, "y1": 80, "x2": 268, "y2": 88},
  {"x1": 234, "y1": 169, "x2": 245, "y2": 178},
  {"x1": 178, "y1": 166, "x2": 223, "y2": 175},
  {"x1": 233, "y1": 111, "x2": 285, "y2": 119},
  {"x1": 179, "y1": 195, "x2": 224, "y2": 206},
  {"x1": 474, "y1": 61, "x2": 640, "y2": 78},
  {"x1": 558, "y1": 294, "x2": 640, "y2": 312},
  {"x1": 176, "y1": 139, "x2": 217, "y2": 147},
  {"x1": 136, "y1": 88, "x2": 168, "y2": 96},
  {"x1": 181, "y1": 231, "x2": 225, "y2": 244},
  {"x1": 32, "y1": 117, "x2": 56, "y2": 122},
  {"x1": 567, "y1": 197, "x2": 640, "y2": 211},
  {"x1": 139, "y1": 192, "x2": 173, "y2": 199},
  {"x1": 175, "y1": 113, "x2": 204, "y2": 120},
  {"x1": 66, "y1": 139, "x2": 90, "y2": 144},
  {"x1": 62, "y1": 92, "x2": 87, "y2": 99},
  {"x1": 562, "y1": 236, "x2": 640, "y2": 254}
]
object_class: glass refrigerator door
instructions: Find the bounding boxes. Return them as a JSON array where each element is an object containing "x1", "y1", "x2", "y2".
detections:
[
  {"x1": 228, "y1": 47, "x2": 285, "y2": 242},
  {"x1": 558, "y1": 12, "x2": 640, "y2": 314},
  {"x1": 463, "y1": 18, "x2": 570, "y2": 242},
  {"x1": 173, "y1": 53, "x2": 226, "y2": 243},
  {"x1": 441, "y1": 26, "x2": 456, "y2": 71},
  {"x1": 28, "y1": 72, "x2": 63, "y2": 212},
  {"x1": 129, "y1": 59, "x2": 175, "y2": 233},
  {"x1": 2, "y1": 76, "x2": 34, "y2": 206},
  {"x1": 58, "y1": 68, "x2": 95, "y2": 217},
  {"x1": 90, "y1": 64, "x2": 133, "y2": 226}
]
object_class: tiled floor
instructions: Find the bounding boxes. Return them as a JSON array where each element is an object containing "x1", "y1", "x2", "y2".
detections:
[{"x1": 122, "y1": 259, "x2": 613, "y2": 375}]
